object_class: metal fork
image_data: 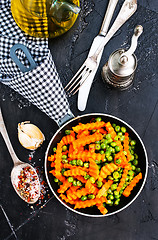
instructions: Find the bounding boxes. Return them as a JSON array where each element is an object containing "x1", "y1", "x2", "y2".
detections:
[{"x1": 65, "y1": 0, "x2": 137, "y2": 95}]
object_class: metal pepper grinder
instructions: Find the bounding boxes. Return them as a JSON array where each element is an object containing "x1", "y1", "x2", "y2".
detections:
[{"x1": 102, "y1": 25, "x2": 143, "y2": 90}]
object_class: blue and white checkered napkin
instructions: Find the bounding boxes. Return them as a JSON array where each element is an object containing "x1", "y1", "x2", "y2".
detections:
[{"x1": 0, "y1": 0, "x2": 70, "y2": 123}]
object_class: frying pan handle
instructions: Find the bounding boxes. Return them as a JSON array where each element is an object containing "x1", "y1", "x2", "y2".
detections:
[{"x1": 57, "y1": 109, "x2": 75, "y2": 127}]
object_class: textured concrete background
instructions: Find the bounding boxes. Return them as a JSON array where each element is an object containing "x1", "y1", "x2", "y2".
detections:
[{"x1": 0, "y1": 0, "x2": 158, "y2": 239}]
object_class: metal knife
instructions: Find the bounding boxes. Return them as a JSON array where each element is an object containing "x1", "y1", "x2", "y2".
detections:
[{"x1": 77, "y1": 0, "x2": 119, "y2": 111}]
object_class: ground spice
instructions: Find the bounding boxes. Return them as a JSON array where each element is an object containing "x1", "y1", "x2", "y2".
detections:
[{"x1": 16, "y1": 166, "x2": 39, "y2": 203}]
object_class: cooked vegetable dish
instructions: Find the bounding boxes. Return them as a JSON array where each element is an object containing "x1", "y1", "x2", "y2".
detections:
[{"x1": 48, "y1": 117, "x2": 142, "y2": 215}]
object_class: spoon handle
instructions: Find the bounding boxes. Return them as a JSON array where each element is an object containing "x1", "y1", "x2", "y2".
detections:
[{"x1": 0, "y1": 108, "x2": 21, "y2": 165}]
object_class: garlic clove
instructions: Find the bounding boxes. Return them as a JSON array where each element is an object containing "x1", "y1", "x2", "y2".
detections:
[{"x1": 18, "y1": 122, "x2": 45, "y2": 150}]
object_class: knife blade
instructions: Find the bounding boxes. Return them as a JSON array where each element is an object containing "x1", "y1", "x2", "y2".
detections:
[{"x1": 77, "y1": 0, "x2": 119, "y2": 111}]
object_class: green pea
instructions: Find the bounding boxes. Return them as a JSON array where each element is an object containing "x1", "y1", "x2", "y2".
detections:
[
  {"x1": 62, "y1": 159, "x2": 68, "y2": 164},
  {"x1": 100, "y1": 150, "x2": 105, "y2": 155},
  {"x1": 62, "y1": 154, "x2": 67, "y2": 159},
  {"x1": 54, "y1": 178, "x2": 59, "y2": 182},
  {"x1": 102, "y1": 139, "x2": 109, "y2": 145},
  {"x1": 108, "y1": 147, "x2": 114, "y2": 153},
  {"x1": 113, "y1": 171, "x2": 120, "y2": 179},
  {"x1": 131, "y1": 165, "x2": 136, "y2": 171},
  {"x1": 95, "y1": 117, "x2": 102, "y2": 122},
  {"x1": 115, "y1": 126, "x2": 120, "y2": 132},
  {"x1": 133, "y1": 159, "x2": 138, "y2": 166},
  {"x1": 114, "y1": 190, "x2": 119, "y2": 196},
  {"x1": 81, "y1": 196, "x2": 87, "y2": 201},
  {"x1": 123, "y1": 151, "x2": 127, "y2": 155},
  {"x1": 77, "y1": 159, "x2": 83, "y2": 166},
  {"x1": 130, "y1": 150, "x2": 134, "y2": 155},
  {"x1": 91, "y1": 129, "x2": 97, "y2": 133},
  {"x1": 73, "y1": 180, "x2": 77, "y2": 186},
  {"x1": 114, "y1": 199, "x2": 120, "y2": 206},
  {"x1": 101, "y1": 143, "x2": 106, "y2": 149},
  {"x1": 128, "y1": 170, "x2": 134, "y2": 176},
  {"x1": 106, "y1": 199, "x2": 113, "y2": 206},
  {"x1": 95, "y1": 143, "x2": 101, "y2": 150},
  {"x1": 134, "y1": 153, "x2": 138, "y2": 159},
  {"x1": 95, "y1": 160, "x2": 101, "y2": 164},
  {"x1": 107, "y1": 156, "x2": 113, "y2": 162},
  {"x1": 61, "y1": 168, "x2": 66, "y2": 175},
  {"x1": 112, "y1": 123, "x2": 116, "y2": 128},
  {"x1": 97, "y1": 180, "x2": 103, "y2": 188},
  {"x1": 84, "y1": 162, "x2": 89, "y2": 168},
  {"x1": 121, "y1": 127, "x2": 126, "y2": 133},
  {"x1": 95, "y1": 143, "x2": 101, "y2": 151},
  {"x1": 88, "y1": 194, "x2": 95, "y2": 199},
  {"x1": 118, "y1": 132, "x2": 123, "y2": 137},
  {"x1": 71, "y1": 159, "x2": 77, "y2": 165},
  {"x1": 103, "y1": 163, "x2": 108, "y2": 167},
  {"x1": 115, "y1": 146, "x2": 121, "y2": 152},
  {"x1": 114, "y1": 194, "x2": 120, "y2": 199},
  {"x1": 111, "y1": 184, "x2": 117, "y2": 191},
  {"x1": 105, "y1": 151, "x2": 111, "y2": 158},
  {"x1": 117, "y1": 167, "x2": 122, "y2": 172},
  {"x1": 95, "y1": 140, "x2": 101, "y2": 144},
  {"x1": 108, "y1": 194, "x2": 114, "y2": 200},
  {"x1": 107, "y1": 138, "x2": 113, "y2": 144},
  {"x1": 84, "y1": 174, "x2": 90, "y2": 180},
  {"x1": 114, "y1": 136, "x2": 119, "y2": 141},
  {"x1": 68, "y1": 176, "x2": 74, "y2": 183},
  {"x1": 125, "y1": 176, "x2": 129, "y2": 182},
  {"x1": 89, "y1": 177, "x2": 95, "y2": 184},
  {"x1": 107, "y1": 189, "x2": 112, "y2": 194},
  {"x1": 114, "y1": 179, "x2": 119, "y2": 182},
  {"x1": 77, "y1": 181, "x2": 82, "y2": 186},
  {"x1": 58, "y1": 181, "x2": 62, "y2": 186},
  {"x1": 119, "y1": 136, "x2": 125, "y2": 142},
  {"x1": 108, "y1": 148, "x2": 114, "y2": 154},
  {"x1": 131, "y1": 145, "x2": 135, "y2": 150},
  {"x1": 130, "y1": 140, "x2": 136, "y2": 146},
  {"x1": 108, "y1": 176, "x2": 113, "y2": 180},
  {"x1": 123, "y1": 183, "x2": 128, "y2": 189},
  {"x1": 110, "y1": 142, "x2": 117, "y2": 147},
  {"x1": 62, "y1": 145, "x2": 67, "y2": 152},
  {"x1": 98, "y1": 164, "x2": 102, "y2": 170},
  {"x1": 129, "y1": 175, "x2": 133, "y2": 181},
  {"x1": 106, "y1": 134, "x2": 111, "y2": 139},
  {"x1": 53, "y1": 147, "x2": 57, "y2": 152},
  {"x1": 65, "y1": 130, "x2": 71, "y2": 135},
  {"x1": 131, "y1": 155, "x2": 135, "y2": 161},
  {"x1": 120, "y1": 189, "x2": 123, "y2": 195},
  {"x1": 136, "y1": 167, "x2": 141, "y2": 173},
  {"x1": 115, "y1": 159, "x2": 121, "y2": 164}
]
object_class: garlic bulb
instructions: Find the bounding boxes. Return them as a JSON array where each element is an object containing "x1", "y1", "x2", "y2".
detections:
[{"x1": 18, "y1": 121, "x2": 45, "y2": 150}]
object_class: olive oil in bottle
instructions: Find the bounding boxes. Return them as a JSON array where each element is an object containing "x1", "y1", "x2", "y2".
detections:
[{"x1": 11, "y1": 0, "x2": 80, "y2": 38}]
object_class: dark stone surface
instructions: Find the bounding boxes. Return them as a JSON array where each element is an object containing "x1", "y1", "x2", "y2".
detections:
[{"x1": 0, "y1": 0, "x2": 158, "y2": 239}]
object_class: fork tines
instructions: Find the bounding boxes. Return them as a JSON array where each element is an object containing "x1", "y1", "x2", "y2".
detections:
[{"x1": 64, "y1": 64, "x2": 92, "y2": 96}]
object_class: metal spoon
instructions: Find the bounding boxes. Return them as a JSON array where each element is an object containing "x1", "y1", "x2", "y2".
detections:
[{"x1": 0, "y1": 107, "x2": 40, "y2": 204}]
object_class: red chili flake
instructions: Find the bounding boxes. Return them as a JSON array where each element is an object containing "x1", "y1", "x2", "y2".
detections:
[{"x1": 29, "y1": 157, "x2": 32, "y2": 161}]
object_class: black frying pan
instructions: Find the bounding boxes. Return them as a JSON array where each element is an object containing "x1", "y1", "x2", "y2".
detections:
[{"x1": 45, "y1": 113, "x2": 148, "y2": 217}]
